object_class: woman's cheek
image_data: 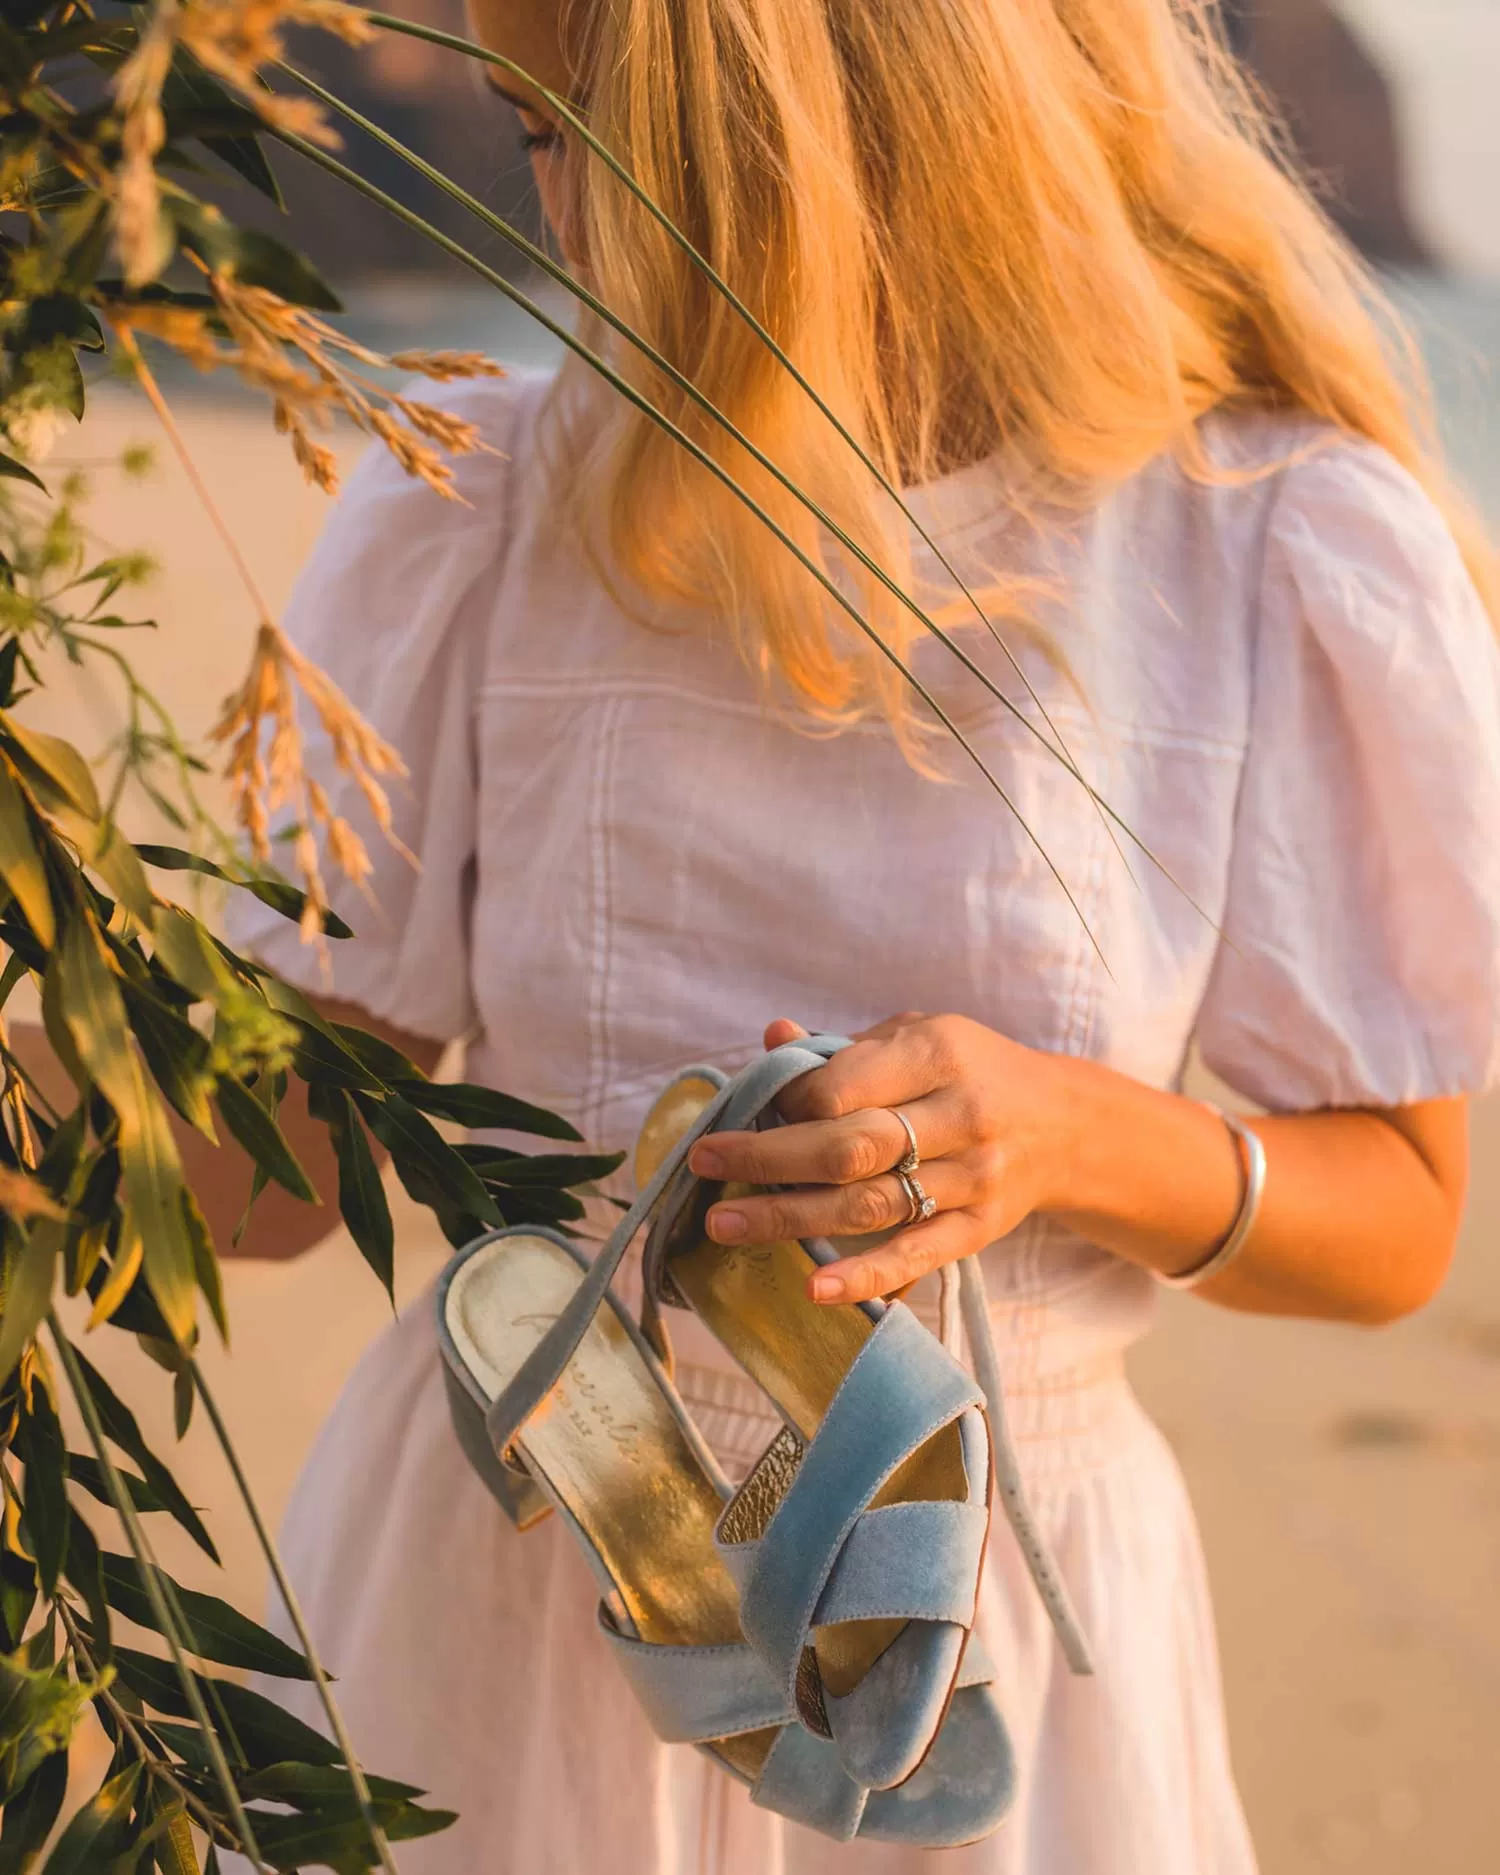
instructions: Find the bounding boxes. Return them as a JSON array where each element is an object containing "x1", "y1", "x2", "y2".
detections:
[{"x1": 532, "y1": 155, "x2": 576, "y2": 256}]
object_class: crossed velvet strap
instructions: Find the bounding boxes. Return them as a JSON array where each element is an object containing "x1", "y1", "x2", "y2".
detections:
[
  {"x1": 715, "y1": 1308, "x2": 990, "y2": 1697},
  {"x1": 601, "y1": 1607, "x2": 1001, "y2": 1841},
  {"x1": 484, "y1": 1036, "x2": 1093, "y2": 1676}
]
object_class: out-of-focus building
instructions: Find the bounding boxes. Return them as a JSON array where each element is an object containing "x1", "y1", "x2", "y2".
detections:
[{"x1": 1223, "y1": 0, "x2": 1429, "y2": 265}]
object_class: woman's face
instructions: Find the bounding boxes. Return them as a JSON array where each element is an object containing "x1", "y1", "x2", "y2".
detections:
[{"x1": 466, "y1": 0, "x2": 574, "y2": 242}]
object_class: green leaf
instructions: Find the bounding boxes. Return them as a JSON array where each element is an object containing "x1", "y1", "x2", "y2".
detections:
[
  {"x1": 0, "y1": 1649, "x2": 99, "y2": 1808},
  {"x1": 7, "y1": 344, "x2": 86, "y2": 425},
  {"x1": 0, "y1": 1743, "x2": 67, "y2": 1873},
  {"x1": 98, "y1": 1554, "x2": 312, "y2": 1680},
  {"x1": 46, "y1": 804, "x2": 155, "y2": 929},
  {"x1": 64, "y1": 1346, "x2": 219, "y2": 1565},
  {"x1": 287, "y1": 1022, "x2": 384, "y2": 1094},
  {"x1": 0, "y1": 759, "x2": 55, "y2": 948},
  {"x1": 246, "y1": 1794, "x2": 456, "y2": 1863},
  {"x1": 62, "y1": 1509, "x2": 110, "y2": 1661},
  {"x1": 0, "y1": 1218, "x2": 63, "y2": 1387},
  {"x1": 201, "y1": 128, "x2": 283, "y2": 204},
  {"x1": 39, "y1": 1760, "x2": 140, "y2": 1873},
  {"x1": 0, "y1": 719, "x2": 100, "y2": 821},
  {"x1": 37, "y1": 957, "x2": 85, "y2": 1098},
  {"x1": 353, "y1": 1093, "x2": 501, "y2": 1229},
  {"x1": 468, "y1": 1149, "x2": 625, "y2": 1189},
  {"x1": 162, "y1": 54, "x2": 284, "y2": 210},
  {"x1": 239, "y1": 1762, "x2": 423, "y2": 1807},
  {"x1": 390, "y1": 1078, "x2": 584, "y2": 1143},
  {"x1": 308, "y1": 1086, "x2": 392, "y2": 1298},
  {"x1": 148, "y1": 905, "x2": 239, "y2": 1006},
  {"x1": 13, "y1": 1387, "x2": 65, "y2": 1597},
  {"x1": 136, "y1": 849, "x2": 353, "y2": 940},
  {"x1": 5, "y1": 294, "x2": 104, "y2": 355},
  {"x1": 0, "y1": 458, "x2": 45, "y2": 494},
  {"x1": 172, "y1": 1364, "x2": 194, "y2": 1441},
  {"x1": 167, "y1": 200, "x2": 341, "y2": 312},
  {"x1": 0, "y1": 644, "x2": 18, "y2": 712},
  {"x1": 85, "y1": 1212, "x2": 143, "y2": 1329},
  {"x1": 33, "y1": 1104, "x2": 85, "y2": 1202},
  {"x1": 119, "y1": 982, "x2": 216, "y2": 1140},
  {"x1": 148, "y1": 1800, "x2": 197, "y2": 1875},
  {"x1": 63, "y1": 1453, "x2": 162, "y2": 1520},
  {"x1": 56, "y1": 920, "x2": 196, "y2": 1346},
  {"x1": 64, "y1": 1213, "x2": 112, "y2": 1300},
  {"x1": 0, "y1": 1544, "x2": 36, "y2": 1659},
  {"x1": 180, "y1": 1189, "x2": 227, "y2": 1345},
  {"x1": 113, "y1": 1655, "x2": 339, "y2": 1768},
  {"x1": 486, "y1": 1185, "x2": 586, "y2": 1229},
  {"x1": 215, "y1": 1076, "x2": 317, "y2": 1204},
  {"x1": 329, "y1": 1025, "x2": 429, "y2": 1087}
]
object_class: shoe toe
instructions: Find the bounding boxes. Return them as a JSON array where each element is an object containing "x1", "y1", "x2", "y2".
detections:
[
  {"x1": 859, "y1": 1684, "x2": 1016, "y2": 1847},
  {"x1": 822, "y1": 1621, "x2": 965, "y2": 1790}
]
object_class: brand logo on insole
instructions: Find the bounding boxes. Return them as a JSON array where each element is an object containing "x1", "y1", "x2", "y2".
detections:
[{"x1": 512, "y1": 1311, "x2": 644, "y2": 1462}]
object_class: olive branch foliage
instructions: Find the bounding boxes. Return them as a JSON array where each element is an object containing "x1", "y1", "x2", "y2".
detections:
[{"x1": 0, "y1": 1, "x2": 1135, "y2": 1868}]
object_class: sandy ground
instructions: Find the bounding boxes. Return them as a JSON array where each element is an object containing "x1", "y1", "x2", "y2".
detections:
[{"x1": 30, "y1": 384, "x2": 1500, "y2": 1873}]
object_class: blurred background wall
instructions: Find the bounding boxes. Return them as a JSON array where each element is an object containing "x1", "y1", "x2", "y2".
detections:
[{"x1": 39, "y1": 5, "x2": 1500, "y2": 1872}]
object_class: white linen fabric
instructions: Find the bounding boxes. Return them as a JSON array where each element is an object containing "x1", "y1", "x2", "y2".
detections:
[{"x1": 224, "y1": 372, "x2": 1500, "y2": 1875}]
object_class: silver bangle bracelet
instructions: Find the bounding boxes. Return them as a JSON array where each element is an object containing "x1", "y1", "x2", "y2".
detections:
[{"x1": 1156, "y1": 1106, "x2": 1267, "y2": 1291}]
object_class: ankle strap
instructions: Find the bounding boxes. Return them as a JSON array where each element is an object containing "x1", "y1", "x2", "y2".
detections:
[{"x1": 484, "y1": 1038, "x2": 847, "y2": 1463}]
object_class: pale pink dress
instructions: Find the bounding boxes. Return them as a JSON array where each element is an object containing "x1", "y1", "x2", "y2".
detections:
[{"x1": 227, "y1": 372, "x2": 1500, "y2": 1874}]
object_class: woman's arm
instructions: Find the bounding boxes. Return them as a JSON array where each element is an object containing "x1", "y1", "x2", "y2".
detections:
[
  {"x1": 685, "y1": 1014, "x2": 1467, "y2": 1326},
  {"x1": 7, "y1": 999, "x2": 444, "y2": 1261}
]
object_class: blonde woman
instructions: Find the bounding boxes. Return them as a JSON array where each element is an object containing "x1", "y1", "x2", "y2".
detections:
[{"x1": 204, "y1": 1, "x2": 1500, "y2": 1870}]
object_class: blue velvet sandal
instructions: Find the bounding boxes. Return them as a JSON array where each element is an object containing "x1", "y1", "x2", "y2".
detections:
[
  {"x1": 438, "y1": 1226, "x2": 1015, "y2": 1845},
  {"x1": 632, "y1": 1041, "x2": 1094, "y2": 1791}
]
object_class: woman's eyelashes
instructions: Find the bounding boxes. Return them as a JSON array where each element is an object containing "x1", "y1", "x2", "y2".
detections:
[{"x1": 519, "y1": 126, "x2": 564, "y2": 155}]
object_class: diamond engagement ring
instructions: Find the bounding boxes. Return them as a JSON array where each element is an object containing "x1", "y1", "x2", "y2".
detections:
[
  {"x1": 889, "y1": 1107, "x2": 921, "y2": 1176},
  {"x1": 896, "y1": 1168, "x2": 937, "y2": 1225}
]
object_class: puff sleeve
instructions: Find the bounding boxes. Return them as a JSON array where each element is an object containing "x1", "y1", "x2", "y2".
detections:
[
  {"x1": 222, "y1": 379, "x2": 523, "y2": 1042},
  {"x1": 1194, "y1": 440, "x2": 1500, "y2": 1112}
]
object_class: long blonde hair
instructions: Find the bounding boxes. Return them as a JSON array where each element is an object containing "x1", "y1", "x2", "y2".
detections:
[{"x1": 541, "y1": 0, "x2": 1496, "y2": 721}]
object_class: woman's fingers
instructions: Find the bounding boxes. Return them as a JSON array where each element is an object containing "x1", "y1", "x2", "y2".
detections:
[
  {"x1": 689, "y1": 1094, "x2": 958, "y2": 1188},
  {"x1": 703, "y1": 1159, "x2": 978, "y2": 1248},
  {"x1": 762, "y1": 1017, "x2": 810, "y2": 1050},
  {"x1": 773, "y1": 1020, "x2": 948, "y2": 1126},
  {"x1": 807, "y1": 1213, "x2": 986, "y2": 1304}
]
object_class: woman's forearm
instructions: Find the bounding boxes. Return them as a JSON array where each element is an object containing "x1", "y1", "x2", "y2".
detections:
[{"x1": 1051, "y1": 1060, "x2": 1467, "y2": 1324}]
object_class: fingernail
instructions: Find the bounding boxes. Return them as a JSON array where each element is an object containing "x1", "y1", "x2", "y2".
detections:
[
  {"x1": 691, "y1": 1147, "x2": 724, "y2": 1177},
  {"x1": 710, "y1": 1208, "x2": 748, "y2": 1243},
  {"x1": 810, "y1": 1273, "x2": 846, "y2": 1303}
]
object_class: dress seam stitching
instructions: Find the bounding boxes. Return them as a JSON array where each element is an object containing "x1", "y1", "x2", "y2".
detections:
[{"x1": 478, "y1": 675, "x2": 1245, "y2": 761}]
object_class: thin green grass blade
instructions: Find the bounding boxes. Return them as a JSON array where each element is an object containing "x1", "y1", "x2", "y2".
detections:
[{"x1": 273, "y1": 131, "x2": 1108, "y2": 964}]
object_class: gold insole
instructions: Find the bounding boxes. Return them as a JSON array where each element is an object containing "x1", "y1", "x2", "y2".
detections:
[
  {"x1": 637, "y1": 1082, "x2": 969, "y2": 1701},
  {"x1": 445, "y1": 1235, "x2": 775, "y2": 1780}
]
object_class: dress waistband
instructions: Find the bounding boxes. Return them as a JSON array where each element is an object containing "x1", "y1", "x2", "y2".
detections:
[{"x1": 675, "y1": 1350, "x2": 1151, "y2": 1490}]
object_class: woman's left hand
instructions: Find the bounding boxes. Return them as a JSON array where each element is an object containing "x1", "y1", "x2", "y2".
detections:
[{"x1": 686, "y1": 1013, "x2": 1080, "y2": 1304}]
